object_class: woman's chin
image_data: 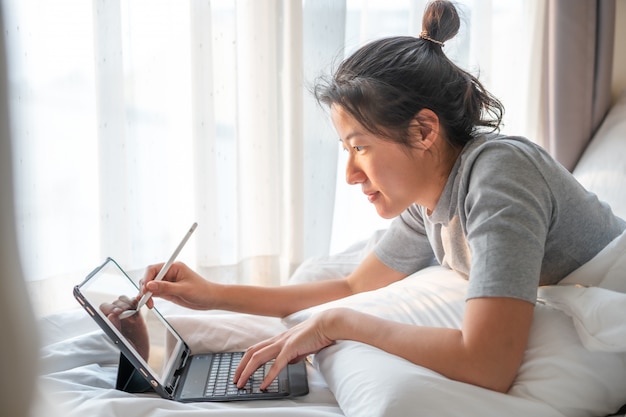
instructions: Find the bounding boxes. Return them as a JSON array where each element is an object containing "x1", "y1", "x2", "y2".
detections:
[{"x1": 374, "y1": 204, "x2": 403, "y2": 219}]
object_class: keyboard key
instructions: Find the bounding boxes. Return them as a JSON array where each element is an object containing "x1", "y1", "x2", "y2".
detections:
[{"x1": 203, "y1": 352, "x2": 280, "y2": 397}]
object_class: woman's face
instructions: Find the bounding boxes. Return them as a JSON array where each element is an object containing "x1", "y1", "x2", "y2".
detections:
[{"x1": 330, "y1": 105, "x2": 445, "y2": 218}]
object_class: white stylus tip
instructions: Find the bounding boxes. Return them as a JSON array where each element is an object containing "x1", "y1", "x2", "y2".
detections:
[{"x1": 118, "y1": 309, "x2": 135, "y2": 319}]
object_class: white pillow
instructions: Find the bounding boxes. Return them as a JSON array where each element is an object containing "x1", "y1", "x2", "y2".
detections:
[
  {"x1": 284, "y1": 266, "x2": 626, "y2": 417},
  {"x1": 167, "y1": 313, "x2": 287, "y2": 353},
  {"x1": 284, "y1": 265, "x2": 465, "y2": 328},
  {"x1": 537, "y1": 229, "x2": 626, "y2": 353},
  {"x1": 573, "y1": 89, "x2": 626, "y2": 220},
  {"x1": 288, "y1": 229, "x2": 386, "y2": 284},
  {"x1": 558, "y1": 229, "x2": 626, "y2": 293},
  {"x1": 538, "y1": 285, "x2": 626, "y2": 352}
]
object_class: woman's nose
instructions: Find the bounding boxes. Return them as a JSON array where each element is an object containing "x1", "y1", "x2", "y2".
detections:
[{"x1": 345, "y1": 155, "x2": 366, "y2": 185}]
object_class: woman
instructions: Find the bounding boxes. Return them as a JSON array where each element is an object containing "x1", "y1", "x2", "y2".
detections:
[{"x1": 139, "y1": 0, "x2": 625, "y2": 394}]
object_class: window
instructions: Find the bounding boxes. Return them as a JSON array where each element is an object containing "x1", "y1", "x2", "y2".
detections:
[{"x1": 5, "y1": 0, "x2": 535, "y2": 315}]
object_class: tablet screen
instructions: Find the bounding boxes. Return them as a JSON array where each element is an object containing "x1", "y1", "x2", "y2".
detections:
[{"x1": 75, "y1": 258, "x2": 186, "y2": 387}]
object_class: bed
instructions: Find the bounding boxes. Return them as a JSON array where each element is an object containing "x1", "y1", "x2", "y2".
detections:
[{"x1": 37, "y1": 90, "x2": 626, "y2": 417}]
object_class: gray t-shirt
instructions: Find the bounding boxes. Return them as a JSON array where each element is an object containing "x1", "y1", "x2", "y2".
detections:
[{"x1": 374, "y1": 135, "x2": 626, "y2": 304}]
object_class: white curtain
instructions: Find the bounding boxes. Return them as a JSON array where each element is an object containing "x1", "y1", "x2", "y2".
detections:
[
  {"x1": 330, "y1": 0, "x2": 539, "y2": 252},
  {"x1": 4, "y1": 0, "x2": 537, "y2": 316}
]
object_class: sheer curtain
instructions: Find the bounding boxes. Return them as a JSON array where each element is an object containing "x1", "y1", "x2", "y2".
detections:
[
  {"x1": 330, "y1": 0, "x2": 538, "y2": 252},
  {"x1": 4, "y1": 0, "x2": 537, "y2": 316},
  {"x1": 0, "y1": 4, "x2": 39, "y2": 414}
]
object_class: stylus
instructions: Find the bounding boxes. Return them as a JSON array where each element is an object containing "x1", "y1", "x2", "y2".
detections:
[{"x1": 119, "y1": 222, "x2": 198, "y2": 319}]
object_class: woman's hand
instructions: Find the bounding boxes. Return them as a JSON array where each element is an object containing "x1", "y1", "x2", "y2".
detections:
[
  {"x1": 140, "y1": 262, "x2": 215, "y2": 310},
  {"x1": 100, "y1": 295, "x2": 150, "y2": 361},
  {"x1": 233, "y1": 309, "x2": 343, "y2": 390}
]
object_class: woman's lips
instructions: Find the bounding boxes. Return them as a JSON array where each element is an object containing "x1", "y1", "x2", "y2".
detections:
[{"x1": 366, "y1": 191, "x2": 379, "y2": 203}]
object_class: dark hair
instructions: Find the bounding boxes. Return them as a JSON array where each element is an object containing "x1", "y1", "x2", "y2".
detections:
[{"x1": 314, "y1": 0, "x2": 504, "y2": 149}]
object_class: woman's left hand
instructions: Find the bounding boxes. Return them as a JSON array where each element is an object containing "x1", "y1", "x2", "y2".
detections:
[{"x1": 233, "y1": 310, "x2": 338, "y2": 390}]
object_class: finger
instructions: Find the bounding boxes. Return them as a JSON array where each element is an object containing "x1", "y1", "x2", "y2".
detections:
[
  {"x1": 99, "y1": 302, "x2": 122, "y2": 316},
  {"x1": 258, "y1": 338, "x2": 306, "y2": 390},
  {"x1": 145, "y1": 279, "x2": 185, "y2": 300},
  {"x1": 118, "y1": 295, "x2": 134, "y2": 304},
  {"x1": 131, "y1": 288, "x2": 154, "y2": 309},
  {"x1": 112, "y1": 296, "x2": 134, "y2": 310},
  {"x1": 137, "y1": 276, "x2": 152, "y2": 308},
  {"x1": 235, "y1": 344, "x2": 279, "y2": 389},
  {"x1": 142, "y1": 263, "x2": 165, "y2": 285},
  {"x1": 233, "y1": 341, "x2": 270, "y2": 383},
  {"x1": 259, "y1": 356, "x2": 287, "y2": 391}
]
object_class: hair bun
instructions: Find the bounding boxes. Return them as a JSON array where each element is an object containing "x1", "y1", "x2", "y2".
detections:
[{"x1": 421, "y1": 0, "x2": 460, "y2": 45}]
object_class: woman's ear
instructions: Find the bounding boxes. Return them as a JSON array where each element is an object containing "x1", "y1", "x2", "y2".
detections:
[{"x1": 409, "y1": 108, "x2": 440, "y2": 150}]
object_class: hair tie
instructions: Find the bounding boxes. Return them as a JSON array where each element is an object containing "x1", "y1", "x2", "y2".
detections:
[{"x1": 419, "y1": 30, "x2": 445, "y2": 47}]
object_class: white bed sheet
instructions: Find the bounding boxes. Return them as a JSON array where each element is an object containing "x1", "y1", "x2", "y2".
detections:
[
  {"x1": 37, "y1": 240, "x2": 626, "y2": 417},
  {"x1": 37, "y1": 307, "x2": 342, "y2": 417}
]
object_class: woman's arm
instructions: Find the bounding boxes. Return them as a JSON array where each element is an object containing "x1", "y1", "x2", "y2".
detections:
[
  {"x1": 215, "y1": 251, "x2": 407, "y2": 316},
  {"x1": 142, "y1": 251, "x2": 408, "y2": 317},
  {"x1": 235, "y1": 295, "x2": 534, "y2": 393},
  {"x1": 331, "y1": 296, "x2": 534, "y2": 392}
]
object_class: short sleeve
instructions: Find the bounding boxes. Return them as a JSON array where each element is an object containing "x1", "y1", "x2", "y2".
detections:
[
  {"x1": 461, "y1": 141, "x2": 553, "y2": 303},
  {"x1": 374, "y1": 206, "x2": 436, "y2": 275}
]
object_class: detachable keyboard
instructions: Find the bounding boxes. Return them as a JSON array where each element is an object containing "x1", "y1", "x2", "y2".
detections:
[{"x1": 204, "y1": 352, "x2": 279, "y2": 397}]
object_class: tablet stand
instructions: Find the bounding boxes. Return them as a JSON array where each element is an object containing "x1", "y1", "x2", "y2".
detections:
[{"x1": 115, "y1": 352, "x2": 155, "y2": 393}]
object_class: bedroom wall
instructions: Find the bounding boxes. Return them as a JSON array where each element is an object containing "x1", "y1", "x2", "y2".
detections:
[{"x1": 613, "y1": 0, "x2": 626, "y2": 102}]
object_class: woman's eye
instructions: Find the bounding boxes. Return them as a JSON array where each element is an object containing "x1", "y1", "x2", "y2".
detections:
[{"x1": 353, "y1": 145, "x2": 364, "y2": 152}]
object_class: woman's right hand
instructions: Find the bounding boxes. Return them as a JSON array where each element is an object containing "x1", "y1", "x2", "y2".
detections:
[{"x1": 140, "y1": 262, "x2": 217, "y2": 310}]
